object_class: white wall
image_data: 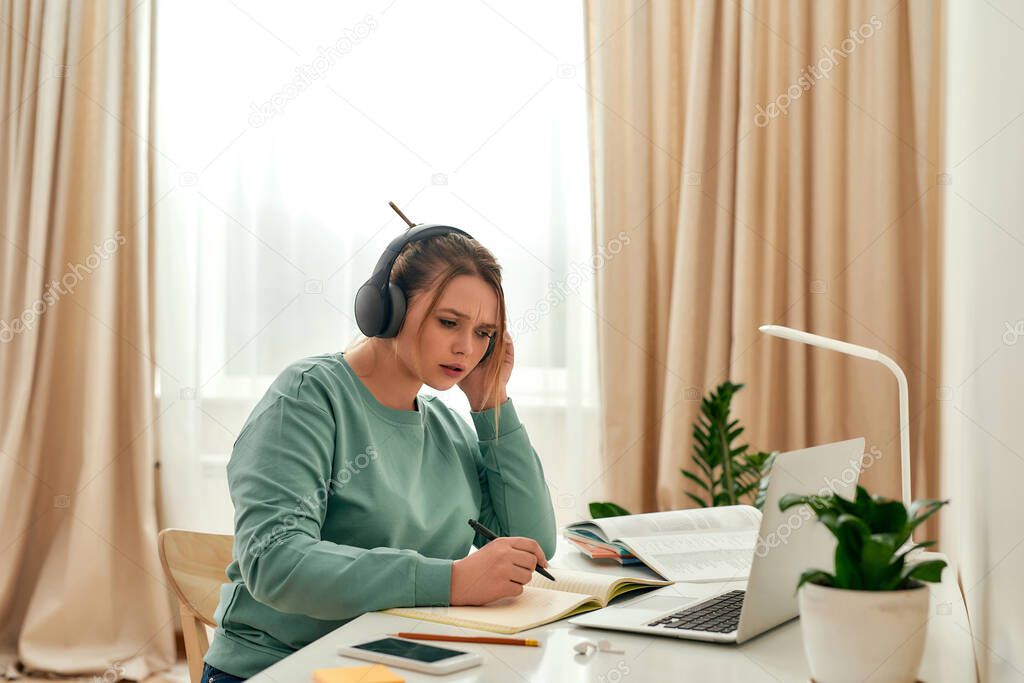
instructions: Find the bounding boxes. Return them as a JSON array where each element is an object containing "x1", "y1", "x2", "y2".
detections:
[{"x1": 942, "y1": 1, "x2": 1024, "y2": 680}]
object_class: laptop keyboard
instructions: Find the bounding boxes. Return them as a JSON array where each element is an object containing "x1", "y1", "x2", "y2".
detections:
[{"x1": 647, "y1": 589, "x2": 745, "y2": 634}]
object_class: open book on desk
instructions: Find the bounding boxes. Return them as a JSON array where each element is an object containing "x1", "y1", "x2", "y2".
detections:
[
  {"x1": 563, "y1": 505, "x2": 761, "y2": 582},
  {"x1": 384, "y1": 568, "x2": 671, "y2": 634}
]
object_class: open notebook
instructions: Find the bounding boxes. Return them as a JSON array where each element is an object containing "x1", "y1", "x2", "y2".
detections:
[
  {"x1": 384, "y1": 568, "x2": 671, "y2": 634},
  {"x1": 563, "y1": 505, "x2": 762, "y2": 582}
]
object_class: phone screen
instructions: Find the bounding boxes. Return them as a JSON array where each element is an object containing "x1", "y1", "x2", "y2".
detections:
[{"x1": 353, "y1": 637, "x2": 466, "y2": 663}]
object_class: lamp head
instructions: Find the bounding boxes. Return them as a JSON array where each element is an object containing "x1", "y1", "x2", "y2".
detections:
[{"x1": 758, "y1": 324, "x2": 880, "y2": 361}]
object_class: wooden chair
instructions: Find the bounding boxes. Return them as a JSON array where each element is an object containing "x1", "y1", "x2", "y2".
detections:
[{"x1": 158, "y1": 529, "x2": 234, "y2": 683}]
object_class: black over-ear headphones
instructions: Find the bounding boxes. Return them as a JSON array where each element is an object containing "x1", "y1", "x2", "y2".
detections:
[{"x1": 353, "y1": 203, "x2": 497, "y2": 364}]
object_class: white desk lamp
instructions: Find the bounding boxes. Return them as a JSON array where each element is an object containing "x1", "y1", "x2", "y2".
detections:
[{"x1": 758, "y1": 324, "x2": 912, "y2": 509}]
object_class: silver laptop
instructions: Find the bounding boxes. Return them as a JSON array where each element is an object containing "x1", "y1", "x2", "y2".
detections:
[{"x1": 569, "y1": 437, "x2": 866, "y2": 644}]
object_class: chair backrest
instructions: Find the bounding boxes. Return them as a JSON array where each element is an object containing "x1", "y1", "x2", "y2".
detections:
[{"x1": 158, "y1": 528, "x2": 234, "y2": 627}]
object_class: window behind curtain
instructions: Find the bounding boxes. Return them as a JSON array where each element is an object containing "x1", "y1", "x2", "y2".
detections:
[{"x1": 153, "y1": 0, "x2": 603, "y2": 533}]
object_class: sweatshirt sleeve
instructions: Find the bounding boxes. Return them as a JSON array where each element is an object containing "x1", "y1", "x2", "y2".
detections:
[
  {"x1": 228, "y1": 394, "x2": 452, "y2": 620},
  {"x1": 469, "y1": 399, "x2": 558, "y2": 559}
]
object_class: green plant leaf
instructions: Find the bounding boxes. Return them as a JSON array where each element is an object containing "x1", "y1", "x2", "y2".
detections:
[
  {"x1": 833, "y1": 543, "x2": 862, "y2": 590},
  {"x1": 860, "y1": 535, "x2": 897, "y2": 589},
  {"x1": 780, "y1": 492, "x2": 837, "y2": 517},
  {"x1": 834, "y1": 514, "x2": 871, "y2": 557},
  {"x1": 908, "y1": 499, "x2": 949, "y2": 531},
  {"x1": 733, "y1": 470, "x2": 757, "y2": 486},
  {"x1": 713, "y1": 491, "x2": 734, "y2": 506},
  {"x1": 902, "y1": 559, "x2": 947, "y2": 584},
  {"x1": 753, "y1": 452, "x2": 777, "y2": 510},
  {"x1": 909, "y1": 497, "x2": 948, "y2": 521},
  {"x1": 894, "y1": 499, "x2": 949, "y2": 547},
  {"x1": 817, "y1": 508, "x2": 841, "y2": 531},
  {"x1": 830, "y1": 490, "x2": 859, "y2": 516},
  {"x1": 779, "y1": 493, "x2": 812, "y2": 511},
  {"x1": 796, "y1": 569, "x2": 835, "y2": 592},
  {"x1": 588, "y1": 501, "x2": 631, "y2": 519},
  {"x1": 734, "y1": 480, "x2": 759, "y2": 500},
  {"x1": 896, "y1": 540, "x2": 936, "y2": 559},
  {"x1": 681, "y1": 469, "x2": 710, "y2": 492},
  {"x1": 853, "y1": 486, "x2": 873, "y2": 519},
  {"x1": 867, "y1": 499, "x2": 909, "y2": 534},
  {"x1": 685, "y1": 492, "x2": 709, "y2": 508},
  {"x1": 692, "y1": 453, "x2": 714, "y2": 473},
  {"x1": 878, "y1": 555, "x2": 908, "y2": 591}
]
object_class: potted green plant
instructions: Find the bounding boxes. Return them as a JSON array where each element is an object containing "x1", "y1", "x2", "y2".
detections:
[
  {"x1": 589, "y1": 381, "x2": 776, "y2": 518},
  {"x1": 680, "y1": 381, "x2": 775, "y2": 509},
  {"x1": 779, "y1": 486, "x2": 948, "y2": 683}
]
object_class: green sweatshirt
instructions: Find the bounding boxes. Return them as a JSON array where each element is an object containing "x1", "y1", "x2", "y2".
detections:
[{"x1": 202, "y1": 352, "x2": 557, "y2": 678}]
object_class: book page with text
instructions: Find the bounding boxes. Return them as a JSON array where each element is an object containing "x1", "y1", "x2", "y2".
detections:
[
  {"x1": 588, "y1": 505, "x2": 761, "y2": 541},
  {"x1": 619, "y1": 528, "x2": 757, "y2": 582}
]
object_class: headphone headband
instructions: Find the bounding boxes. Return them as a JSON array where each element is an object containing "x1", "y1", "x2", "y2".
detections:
[{"x1": 362, "y1": 223, "x2": 474, "y2": 294}]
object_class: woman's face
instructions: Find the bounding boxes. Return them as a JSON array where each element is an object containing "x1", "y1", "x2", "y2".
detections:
[{"x1": 399, "y1": 274, "x2": 499, "y2": 390}]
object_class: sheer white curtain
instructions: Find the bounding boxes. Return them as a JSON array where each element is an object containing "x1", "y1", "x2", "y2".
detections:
[{"x1": 153, "y1": 0, "x2": 600, "y2": 536}]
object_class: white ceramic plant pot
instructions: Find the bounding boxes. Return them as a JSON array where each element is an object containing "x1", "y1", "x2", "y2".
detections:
[{"x1": 798, "y1": 581, "x2": 930, "y2": 683}]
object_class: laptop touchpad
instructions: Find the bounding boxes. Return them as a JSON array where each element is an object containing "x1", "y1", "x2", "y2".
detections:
[{"x1": 617, "y1": 594, "x2": 701, "y2": 617}]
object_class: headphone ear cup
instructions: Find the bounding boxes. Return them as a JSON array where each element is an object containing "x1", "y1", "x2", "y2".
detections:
[
  {"x1": 354, "y1": 282, "x2": 385, "y2": 336},
  {"x1": 379, "y1": 283, "x2": 407, "y2": 338}
]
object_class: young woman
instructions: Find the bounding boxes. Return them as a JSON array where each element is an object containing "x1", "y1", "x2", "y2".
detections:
[{"x1": 201, "y1": 231, "x2": 557, "y2": 681}]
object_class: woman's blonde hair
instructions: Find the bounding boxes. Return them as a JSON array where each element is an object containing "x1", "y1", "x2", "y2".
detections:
[{"x1": 352, "y1": 232, "x2": 508, "y2": 429}]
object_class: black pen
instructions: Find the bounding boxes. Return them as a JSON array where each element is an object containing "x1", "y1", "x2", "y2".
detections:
[{"x1": 468, "y1": 519, "x2": 556, "y2": 582}]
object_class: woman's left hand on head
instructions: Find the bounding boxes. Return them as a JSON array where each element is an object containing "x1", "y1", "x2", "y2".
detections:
[{"x1": 458, "y1": 329, "x2": 513, "y2": 412}]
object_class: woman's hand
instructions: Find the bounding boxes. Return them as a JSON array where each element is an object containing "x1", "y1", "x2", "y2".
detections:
[
  {"x1": 449, "y1": 536, "x2": 549, "y2": 605},
  {"x1": 458, "y1": 329, "x2": 513, "y2": 412}
]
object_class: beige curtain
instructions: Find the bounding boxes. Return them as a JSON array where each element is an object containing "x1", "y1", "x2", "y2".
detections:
[
  {"x1": 584, "y1": 0, "x2": 943, "y2": 530},
  {"x1": 0, "y1": 0, "x2": 175, "y2": 678}
]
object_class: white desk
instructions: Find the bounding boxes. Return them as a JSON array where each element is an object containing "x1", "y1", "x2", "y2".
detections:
[{"x1": 248, "y1": 539, "x2": 977, "y2": 682}]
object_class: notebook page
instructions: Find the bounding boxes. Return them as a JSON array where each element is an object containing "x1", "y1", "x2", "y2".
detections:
[
  {"x1": 589, "y1": 505, "x2": 761, "y2": 541},
  {"x1": 524, "y1": 567, "x2": 621, "y2": 600},
  {"x1": 385, "y1": 586, "x2": 595, "y2": 634},
  {"x1": 618, "y1": 528, "x2": 757, "y2": 582},
  {"x1": 526, "y1": 567, "x2": 672, "y2": 603}
]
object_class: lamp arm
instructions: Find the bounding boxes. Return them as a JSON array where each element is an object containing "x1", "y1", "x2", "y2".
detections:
[
  {"x1": 758, "y1": 324, "x2": 912, "y2": 509},
  {"x1": 875, "y1": 352, "x2": 912, "y2": 509}
]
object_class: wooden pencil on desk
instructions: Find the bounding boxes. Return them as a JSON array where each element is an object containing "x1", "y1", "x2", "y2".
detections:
[{"x1": 390, "y1": 632, "x2": 540, "y2": 647}]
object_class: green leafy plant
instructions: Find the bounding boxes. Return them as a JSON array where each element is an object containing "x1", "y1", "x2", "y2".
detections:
[
  {"x1": 682, "y1": 381, "x2": 776, "y2": 509},
  {"x1": 779, "y1": 486, "x2": 949, "y2": 591},
  {"x1": 588, "y1": 381, "x2": 776, "y2": 518},
  {"x1": 588, "y1": 501, "x2": 631, "y2": 519}
]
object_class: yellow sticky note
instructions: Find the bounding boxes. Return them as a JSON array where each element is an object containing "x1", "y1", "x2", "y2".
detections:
[{"x1": 312, "y1": 664, "x2": 405, "y2": 683}]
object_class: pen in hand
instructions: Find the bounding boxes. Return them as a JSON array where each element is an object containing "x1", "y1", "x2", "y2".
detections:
[{"x1": 468, "y1": 519, "x2": 556, "y2": 582}]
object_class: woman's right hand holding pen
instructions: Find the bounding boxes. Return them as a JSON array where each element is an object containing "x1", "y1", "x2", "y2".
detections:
[{"x1": 449, "y1": 537, "x2": 549, "y2": 605}]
